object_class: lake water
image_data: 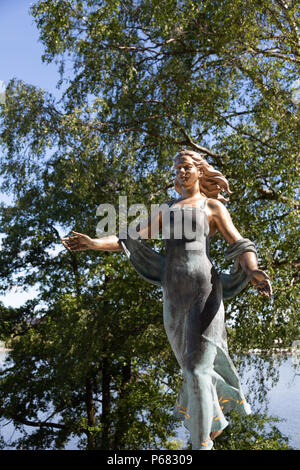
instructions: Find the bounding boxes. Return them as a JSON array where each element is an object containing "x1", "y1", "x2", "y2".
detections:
[
  {"x1": 253, "y1": 354, "x2": 300, "y2": 450},
  {"x1": 0, "y1": 349, "x2": 299, "y2": 450}
]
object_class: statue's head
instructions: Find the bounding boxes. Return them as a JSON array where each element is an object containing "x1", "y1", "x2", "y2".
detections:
[{"x1": 173, "y1": 149, "x2": 232, "y2": 203}]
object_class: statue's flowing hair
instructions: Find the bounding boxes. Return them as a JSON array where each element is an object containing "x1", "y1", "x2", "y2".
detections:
[{"x1": 174, "y1": 150, "x2": 232, "y2": 203}]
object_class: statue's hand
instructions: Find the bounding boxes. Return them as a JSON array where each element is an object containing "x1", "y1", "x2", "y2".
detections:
[
  {"x1": 249, "y1": 269, "x2": 273, "y2": 297},
  {"x1": 61, "y1": 231, "x2": 94, "y2": 251}
]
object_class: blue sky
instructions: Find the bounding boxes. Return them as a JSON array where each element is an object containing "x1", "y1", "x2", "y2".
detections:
[
  {"x1": 0, "y1": 0, "x2": 60, "y2": 95},
  {"x1": 0, "y1": 0, "x2": 61, "y2": 307}
]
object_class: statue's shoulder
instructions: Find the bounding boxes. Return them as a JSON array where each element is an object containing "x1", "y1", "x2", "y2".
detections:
[
  {"x1": 206, "y1": 198, "x2": 229, "y2": 214},
  {"x1": 206, "y1": 198, "x2": 224, "y2": 209}
]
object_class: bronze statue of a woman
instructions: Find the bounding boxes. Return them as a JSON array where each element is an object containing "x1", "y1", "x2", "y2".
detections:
[{"x1": 62, "y1": 150, "x2": 272, "y2": 450}]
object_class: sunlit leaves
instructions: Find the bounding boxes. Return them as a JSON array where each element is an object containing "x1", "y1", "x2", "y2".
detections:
[{"x1": 0, "y1": 0, "x2": 299, "y2": 450}]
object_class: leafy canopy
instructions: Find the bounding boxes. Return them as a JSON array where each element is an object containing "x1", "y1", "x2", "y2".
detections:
[{"x1": 0, "y1": 0, "x2": 299, "y2": 449}]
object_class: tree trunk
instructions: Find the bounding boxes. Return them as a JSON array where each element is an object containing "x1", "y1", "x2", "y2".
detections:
[
  {"x1": 113, "y1": 360, "x2": 131, "y2": 449},
  {"x1": 85, "y1": 376, "x2": 97, "y2": 450},
  {"x1": 101, "y1": 356, "x2": 111, "y2": 449}
]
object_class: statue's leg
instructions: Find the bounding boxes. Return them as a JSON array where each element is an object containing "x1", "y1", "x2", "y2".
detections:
[
  {"x1": 210, "y1": 429, "x2": 223, "y2": 440},
  {"x1": 163, "y1": 292, "x2": 225, "y2": 450},
  {"x1": 185, "y1": 340, "x2": 217, "y2": 450}
]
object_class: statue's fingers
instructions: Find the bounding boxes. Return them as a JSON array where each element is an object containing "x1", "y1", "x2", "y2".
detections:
[
  {"x1": 63, "y1": 240, "x2": 74, "y2": 247},
  {"x1": 264, "y1": 280, "x2": 272, "y2": 297},
  {"x1": 68, "y1": 245, "x2": 83, "y2": 251},
  {"x1": 66, "y1": 239, "x2": 78, "y2": 244},
  {"x1": 258, "y1": 283, "x2": 272, "y2": 297},
  {"x1": 72, "y1": 231, "x2": 83, "y2": 237},
  {"x1": 259, "y1": 288, "x2": 268, "y2": 297},
  {"x1": 61, "y1": 237, "x2": 78, "y2": 243},
  {"x1": 65, "y1": 241, "x2": 82, "y2": 250},
  {"x1": 62, "y1": 241, "x2": 72, "y2": 251},
  {"x1": 268, "y1": 285, "x2": 273, "y2": 297}
]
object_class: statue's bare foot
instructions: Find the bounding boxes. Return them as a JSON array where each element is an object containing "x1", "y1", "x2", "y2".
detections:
[{"x1": 210, "y1": 430, "x2": 223, "y2": 440}]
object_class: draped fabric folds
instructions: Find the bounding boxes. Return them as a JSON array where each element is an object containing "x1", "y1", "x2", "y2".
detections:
[{"x1": 119, "y1": 233, "x2": 256, "y2": 299}]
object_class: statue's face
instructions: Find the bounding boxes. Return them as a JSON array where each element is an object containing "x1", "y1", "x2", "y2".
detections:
[{"x1": 174, "y1": 155, "x2": 200, "y2": 191}]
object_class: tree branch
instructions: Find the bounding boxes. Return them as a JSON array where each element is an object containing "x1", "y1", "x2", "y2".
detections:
[
  {"x1": 242, "y1": 44, "x2": 300, "y2": 64},
  {"x1": 256, "y1": 187, "x2": 300, "y2": 208},
  {"x1": 142, "y1": 99, "x2": 223, "y2": 161},
  {"x1": 215, "y1": 111, "x2": 279, "y2": 151},
  {"x1": 12, "y1": 415, "x2": 67, "y2": 430},
  {"x1": 273, "y1": 0, "x2": 300, "y2": 49}
]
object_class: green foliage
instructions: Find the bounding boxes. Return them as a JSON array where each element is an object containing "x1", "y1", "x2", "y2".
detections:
[
  {"x1": 167, "y1": 411, "x2": 291, "y2": 450},
  {"x1": 0, "y1": 0, "x2": 299, "y2": 450},
  {"x1": 214, "y1": 411, "x2": 291, "y2": 450}
]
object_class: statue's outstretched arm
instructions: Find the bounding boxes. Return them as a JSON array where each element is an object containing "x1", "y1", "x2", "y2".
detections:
[
  {"x1": 61, "y1": 232, "x2": 123, "y2": 252},
  {"x1": 61, "y1": 199, "x2": 166, "y2": 254},
  {"x1": 61, "y1": 202, "x2": 165, "y2": 252},
  {"x1": 206, "y1": 199, "x2": 272, "y2": 297}
]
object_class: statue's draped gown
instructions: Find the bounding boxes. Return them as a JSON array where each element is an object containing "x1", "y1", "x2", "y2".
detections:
[{"x1": 119, "y1": 199, "x2": 254, "y2": 450}]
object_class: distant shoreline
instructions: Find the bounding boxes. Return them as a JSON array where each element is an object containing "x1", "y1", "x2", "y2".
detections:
[
  {"x1": 0, "y1": 348, "x2": 296, "y2": 356},
  {"x1": 0, "y1": 347, "x2": 298, "y2": 359},
  {"x1": 247, "y1": 348, "x2": 293, "y2": 355}
]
